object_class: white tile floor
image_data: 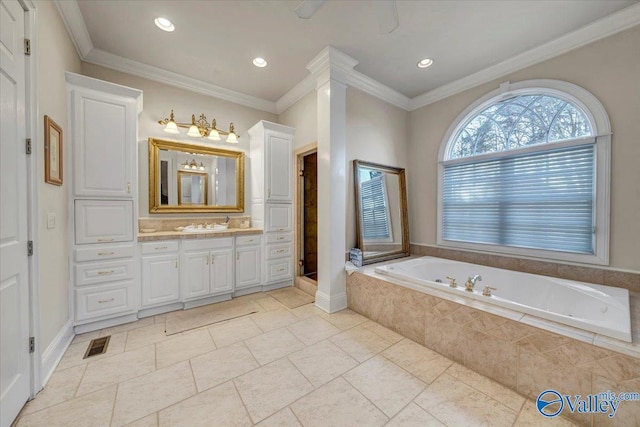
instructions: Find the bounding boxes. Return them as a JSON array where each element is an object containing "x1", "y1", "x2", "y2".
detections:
[{"x1": 14, "y1": 294, "x2": 579, "y2": 427}]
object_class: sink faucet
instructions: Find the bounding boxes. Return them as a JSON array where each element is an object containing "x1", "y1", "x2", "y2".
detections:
[{"x1": 465, "y1": 274, "x2": 482, "y2": 292}]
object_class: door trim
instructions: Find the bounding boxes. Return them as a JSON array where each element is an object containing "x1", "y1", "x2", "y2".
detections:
[
  {"x1": 293, "y1": 142, "x2": 317, "y2": 284},
  {"x1": 22, "y1": 0, "x2": 42, "y2": 397}
]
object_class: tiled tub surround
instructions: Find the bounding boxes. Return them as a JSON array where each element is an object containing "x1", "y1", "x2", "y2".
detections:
[
  {"x1": 137, "y1": 216, "x2": 261, "y2": 241},
  {"x1": 411, "y1": 243, "x2": 640, "y2": 293},
  {"x1": 376, "y1": 257, "x2": 632, "y2": 342},
  {"x1": 347, "y1": 269, "x2": 640, "y2": 426}
]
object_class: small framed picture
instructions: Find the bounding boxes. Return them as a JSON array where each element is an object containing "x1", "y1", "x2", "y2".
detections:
[{"x1": 44, "y1": 115, "x2": 63, "y2": 186}]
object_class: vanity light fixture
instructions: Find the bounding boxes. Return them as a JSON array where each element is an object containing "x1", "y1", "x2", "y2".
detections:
[
  {"x1": 158, "y1": 110, "x2": 239, "y2": 143},
  {"x1": 154, "y1": 17, "x2": 175, "y2": 32},
  {"x1": 417, "y1": 58, "x2": 434, "y2": 68},
  {"x1": 182, "y1": 159, "x2": 205, "y2": 170}
]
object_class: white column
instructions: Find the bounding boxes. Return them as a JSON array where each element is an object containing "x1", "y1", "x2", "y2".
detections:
[{"x1": 307, "y1": 47, "x2": 358, "y2": 313}]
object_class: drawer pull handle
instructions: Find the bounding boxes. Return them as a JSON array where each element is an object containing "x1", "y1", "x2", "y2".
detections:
[
  {"x1": 98, "y1": 298, "x2": 115, "y2": 304},
  {"x1": 246, "y1": 239, "x2": 253, "y2": 243},
  {"x1": 97, "y1": 270, "x2": 114, "y2": 275},
  {"x1": 98, "y1": 252, "x2": 114, "y2": 256},
  {"x1": 277, "y1": 237, "x2": 284, "y2": 241},
  {"x1": 127, "y1": 182, "x2": 131, "y2": 193},
  {"x1": 277, "y1": 228, "x2": 285, "y2": 231},
  {"x1": 277, "y1": 268, "x2": 285, "y2": 272},
  {"x1": 97, "y1": 238, "x2": 114, "y2": 242},
  {"x1": 276, "y1": 249, "x2": 285, "y2": 253},
  {"x1": 155, "y1": 246, "x2": 168, "y2": 250}
]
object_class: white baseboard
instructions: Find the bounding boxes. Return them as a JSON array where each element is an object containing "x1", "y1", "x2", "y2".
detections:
[
  {"x1": 315, "y1": 291, "x2": 348, "y2": 313},
  {"x1": 40, "y1": 319, "x2": 74, "y2": 387}
]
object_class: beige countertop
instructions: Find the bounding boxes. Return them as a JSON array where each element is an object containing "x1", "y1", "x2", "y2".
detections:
[{"x1": 137, "y1": 227, "x2": 263, "y2": 242}]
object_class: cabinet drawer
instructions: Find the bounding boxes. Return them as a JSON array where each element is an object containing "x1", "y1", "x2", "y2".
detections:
[
  {"x1": 74, "y1": 244, "x2": 135, "y2": 262},
  {"x1": 265, "y1": 232, "x2": 293, "y2": 244},
  {"x1": 265, "y1": 243, "x2": 293, "y2": 260},
  {"x1": 75, "y1": 259, "x2": 134, "y2": 287},
  {"x1": 75, "y1": 280, "x2": 135, "y2": 321},
  {"x1": 265, "y1": 203, "x2": 292, "y2": 232},
  {"x1": 236, "y1": 235, "x2": 262, "y2": 246},
  {"x1": 75, "y1": 200, "x2": 133, "y2": 245},
  {"x1": 265, "y1": 258, "x2": 293, "y2": 283},
  {"x1": 182, "y1": 237, "x2": 233, "y2": 252},
  {"x1": 141, "y1": 241, "x2": 180, "y2": 255}
]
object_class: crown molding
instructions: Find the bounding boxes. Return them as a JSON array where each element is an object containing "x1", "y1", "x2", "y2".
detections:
[
  {"x1": 306, "y1": 46, "x2": 359, "y2": 78},
  {"x1": 275, "y1": 75, "x2": 316, "y2": 114},
  {"x1": 346, "y1": 69, "x2": 411, "y2": 110},
  {"x1": 84, "y1": 49, "x2": 278, "y2": 113},
  {"x1": 54, "y1": 0, "x2": 640, "y2": 116},
  {"x1": 410, "y1": 3, "x2": 640, "y2": 111},
  {"x1": 54, "y1": 0, "x2": 93, "y2": 58},
  {"x1": 53, "y1": 0, "x2": 278, "y2": 114}
]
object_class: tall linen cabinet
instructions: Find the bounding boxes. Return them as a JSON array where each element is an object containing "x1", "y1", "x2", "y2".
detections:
[
  {"x1": 248, "y1": 121, "x2": 295, "y2": 292},
  {"x1": 66, "y1": 73, "x2": 142, "y2": 333}
]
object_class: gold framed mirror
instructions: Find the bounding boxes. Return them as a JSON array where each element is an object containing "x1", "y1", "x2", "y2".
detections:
[
  {"x1": 353, "y1": 160, "x2": 410, "y2": 265},
  {"x1": 149, "y1": 138, "x2": 244, "y2": 213}
]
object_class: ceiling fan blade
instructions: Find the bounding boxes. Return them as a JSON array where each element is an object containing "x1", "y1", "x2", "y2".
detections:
[
  {"x1": 374, "y1": 0, "x2": 399, "y2": 34},
  {"x1": 295, "y1": 0, "x2": 327, "y2": 19}
]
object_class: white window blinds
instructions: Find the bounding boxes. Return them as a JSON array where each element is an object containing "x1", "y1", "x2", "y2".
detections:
[
  {"x1": 442, "y1": 144, "x2": 595, "y2": 254},
  {"x1": 360, "y1": 175, "x2": 391, "y2": 240}
]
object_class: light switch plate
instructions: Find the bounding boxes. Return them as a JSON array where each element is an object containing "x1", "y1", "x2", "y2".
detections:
[{"x1": 47, "y1": 212, "x2": 56, "y2": 229}]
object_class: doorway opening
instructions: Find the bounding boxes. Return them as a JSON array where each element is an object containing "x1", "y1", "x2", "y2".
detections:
[{"x1": 294, "y1": 144, "x2": 318, "y2": 296}]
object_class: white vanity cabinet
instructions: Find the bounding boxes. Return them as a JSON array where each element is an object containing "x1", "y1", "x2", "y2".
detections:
[
  {"x1": 73, "y1": 245, "x2": 137, "y2": 326},
  {"x1": 249, "y1": 121, "x2": 295, "y2": 291},
  {"x1": 68, "y1": 74, "x2": 138, "y2": 198},
  {"x1": 235, "y1": 235, "x2": 262, "y2": 291},
  {"x1": 265, "y1": 132, "x2": 294, "y2": 202},
  {"x1": 67, "y1": 73, "x2": 142, "y2": 333},
  {"x1": 181, "y1": 238, "x2": 234, "y2": 304},
  {"x1": 140, "y1": 242, "x2": 180, "y2": 308}
]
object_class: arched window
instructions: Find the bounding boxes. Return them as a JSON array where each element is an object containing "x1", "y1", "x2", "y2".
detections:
[{"x1": 438, "y1": 80, "x2": 610, "y2": 265}]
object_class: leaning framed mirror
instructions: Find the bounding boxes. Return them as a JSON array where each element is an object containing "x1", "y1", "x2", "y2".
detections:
[
  {"x1": 149, "y1": 138, "x2": 244, "y2": 213},
  {"x1": 353, "y1": 160, "x2": 410, "y2": 265}
]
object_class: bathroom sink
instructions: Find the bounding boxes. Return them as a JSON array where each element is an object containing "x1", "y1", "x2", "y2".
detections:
[{"x1": 182, "y1": 224, "x2": 229, "y2": 233}]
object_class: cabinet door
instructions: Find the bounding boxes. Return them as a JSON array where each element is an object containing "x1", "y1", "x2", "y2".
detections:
[
  {"x1": 75, "y1": 200, "x2": 133, "y2": 244},
  {"x1": 236, "y1": 246, "x2": 261, "y2": 289},
  {"x1": 265, "y1": 203, "x2": 292, "y2": 232},
  {"x1": 210, "y1": 249, "x2": 234, "y2": 294},
  {"x1": 72, "y1": 88, "x2": 135, "y2": 198},
  {"x1": 141, "y1": 255, "x2": 180, "y2": 307},
  {"x1": 265, "y1": 133, "x2": 293, "y2": 202},
  {"x1": 181, "y1": 251, "x2": 210, "y2": 300}
]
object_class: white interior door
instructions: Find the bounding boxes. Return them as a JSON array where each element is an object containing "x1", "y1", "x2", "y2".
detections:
[{"x1": 0, "y1": 0, "x2": 31, "y2": 425}]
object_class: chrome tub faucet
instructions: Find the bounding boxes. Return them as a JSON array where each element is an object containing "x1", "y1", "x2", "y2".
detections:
[{"x1": 465, "y1": 274, "x2": 482, "y2": 291}]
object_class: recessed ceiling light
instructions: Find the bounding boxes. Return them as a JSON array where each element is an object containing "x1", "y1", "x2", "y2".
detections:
[
  {"x1": 154, "y1": 17, "x2": 175, "y2": 32},
  {"x1": 417, "y1": 58, "x2": 434, "y2": 69},
  {"x1": 252, "y1": 57, "x2": 268, "y2": 68}
]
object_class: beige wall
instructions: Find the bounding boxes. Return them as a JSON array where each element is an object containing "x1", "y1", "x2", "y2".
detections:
[
  {"x1": 346, "y1": 88, "x2": 410, "y2": 251},
  {"x1": 278, "y1": 91, "x2": 317, "y2": 150},
  {"x1": 81, "y1": 63, "x2": 278, "y2": 218},
  {"x1": 408, "y1": 26, "x2": 640, "y2": 271},
  {"x1": 36, "y1": 0, "x2": 82, "y2": 351}
]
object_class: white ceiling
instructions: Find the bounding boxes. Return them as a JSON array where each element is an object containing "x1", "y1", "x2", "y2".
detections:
[{"x1": 76, "y1": 0, "x2": 637, "y2": 103}]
